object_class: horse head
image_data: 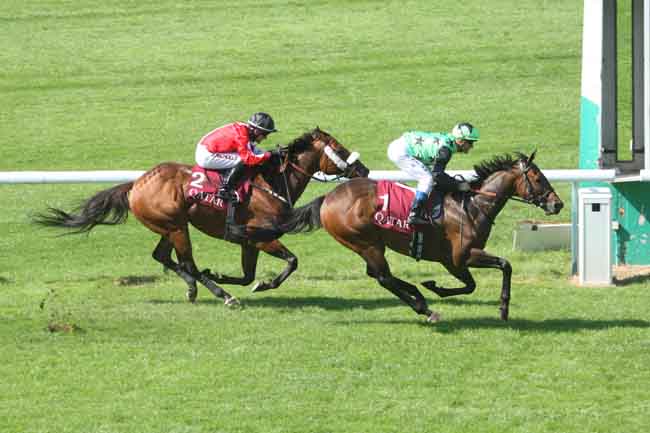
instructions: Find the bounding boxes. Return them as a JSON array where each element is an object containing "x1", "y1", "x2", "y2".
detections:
[
  {"x1": 512, "y1": 151, "x2": 563, "y2": 215},
  {"x1": 298, "y1": 127, "x2": 369, "y2": 178}
]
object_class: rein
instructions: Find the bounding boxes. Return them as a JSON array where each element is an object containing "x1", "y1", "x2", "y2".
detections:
[
  {"x1": 250, "y1": 182, "x2": 291, "y2": 206},
  {"x1": 251, "y1": 140, "x2": 354, "y2": 207}
]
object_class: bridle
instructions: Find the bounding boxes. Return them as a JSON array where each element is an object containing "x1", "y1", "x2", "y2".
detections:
[
  {"x1": 462, "y1": 160, "x2": 554, "y2": 241},
  {"x1": 252, "y1": 135, "x2": 362, "y2": 207},
  {"x1": 510, "y1": 160, "x2": 554, "y2": 209},
  {"x1": 320, "y1": 137, "x2": 362, "y2": 179}
]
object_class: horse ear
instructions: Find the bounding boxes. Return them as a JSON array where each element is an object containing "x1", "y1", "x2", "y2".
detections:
[{"x1": 528, "y1": 149, "x2": 537, "y2": 164}]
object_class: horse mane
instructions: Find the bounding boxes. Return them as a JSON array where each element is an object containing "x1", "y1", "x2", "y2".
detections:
[
  {"x1": 259, "y1": 127, "x2": 327, "y2": 190},
  {"x1": 286, "y1": 127, "x2": 326, "y2": 153},
  {"x1": 470, "y1": 152, "x2": 529, "y2": 187}
]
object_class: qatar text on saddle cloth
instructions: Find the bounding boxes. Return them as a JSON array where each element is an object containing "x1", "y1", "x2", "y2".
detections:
[{"x1": 185, "y1": 166, "x2": 252, "y2": 210}]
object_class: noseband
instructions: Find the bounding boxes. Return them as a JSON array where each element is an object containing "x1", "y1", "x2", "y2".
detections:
[
  {"x1": 322, "y1": 140, "x2": 361, "y2": 178},
  {"x1": 258, "y1": 136, "x2": 362, "y2": 207},
  {"x1": 514, "y1": 161, "x2": 554, "y2": 208}
]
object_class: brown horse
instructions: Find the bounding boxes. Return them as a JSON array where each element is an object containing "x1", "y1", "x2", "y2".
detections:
[
  {"x1": 35, "y1": 128, "x2": 369, "y2": 305},
  {"x1": 246, "y1": 151, "x2": 563, "y2": 322}
]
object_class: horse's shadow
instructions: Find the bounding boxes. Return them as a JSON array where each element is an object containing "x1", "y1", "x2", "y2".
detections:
[
  {"x1": 147, "y1": 293, "x2": 650, "y2": 333},
  {"x1": 147, "y1": 293, "x2": 499, "y2": 310},
  {"x1": 149, "y1": 295, "x2": 402, "y2": 311},
  {"x1": 348, "y1": 316, "x2": 650, "y2": 334}
]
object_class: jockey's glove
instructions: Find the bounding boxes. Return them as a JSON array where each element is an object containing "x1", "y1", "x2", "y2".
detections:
[
  {"x1": 457, "y1": 182, "x2": 471, "y2": 192},
  {"x1": 268, "y1": 149, "x2": 283, "y2": 165}
]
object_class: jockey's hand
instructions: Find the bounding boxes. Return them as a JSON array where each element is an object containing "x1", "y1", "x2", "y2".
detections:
[
  {"x1": 269, "y1": 149, "x2": 283, "y2": 159},
  {"x1": 457, "y1": 182, "x2": 471, "y2": 192},
  {"x1": 267, "y1": 149, "x2": 283, "y2": 166}
]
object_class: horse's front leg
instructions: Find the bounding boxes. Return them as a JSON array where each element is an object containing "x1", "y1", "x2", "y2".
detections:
[
  {"x1": 205, "y1": 243, "x2": 260, "y2": 287},
  {"x1": 249, "y1": 240, "x2": 298, "y2": 292},
  {"x1": 466, "y1": 248, "x2": 512, "y2": 320},
  {"x1": 423, "y1": 248, "x2": 511, "y2": 319},
  {"x1": 422, "y1": 265, "x2": 477, "y2": 298}
]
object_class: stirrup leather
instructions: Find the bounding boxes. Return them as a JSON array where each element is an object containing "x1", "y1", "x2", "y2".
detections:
[{"x1": 216, "y1": 187, "x2": 237, "y2": 202}]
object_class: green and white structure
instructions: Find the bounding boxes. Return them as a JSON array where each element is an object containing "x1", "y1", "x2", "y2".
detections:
[{"x1": 579, "y1": 0, "x2": 650, "y2": 265}]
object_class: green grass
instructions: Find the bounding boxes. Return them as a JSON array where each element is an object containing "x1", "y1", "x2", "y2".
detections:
[{"x1": 3, "y1": 1, "x2": 650, "y2": 433}]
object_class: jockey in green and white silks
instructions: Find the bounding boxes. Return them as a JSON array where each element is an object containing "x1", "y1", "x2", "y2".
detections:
[{"x1": 387, "y1": 122, "x2": 480, "y2": 224}]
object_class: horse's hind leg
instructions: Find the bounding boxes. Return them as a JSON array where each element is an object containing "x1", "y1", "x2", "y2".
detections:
[
  {"x1": 152, "y1": 236, "x2": 176, "y2": 271},
  {"x1": 156, "y1": 231, "x2": 237, "y2": 306},
  {"x1": 361, "y1": 245, "x2": 440, "y2": 322},
  {"x1": 152, "y1": 236, "x2": 199, "y2": 301}
]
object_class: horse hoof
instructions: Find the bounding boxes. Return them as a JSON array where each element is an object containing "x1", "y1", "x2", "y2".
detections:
[
  {"x1": 426, "y1": 312, "x2": 441, "y2": 323},
  {"x1": 186, "y1": 289, "x2": 197, "y2": 303},
  {"x1": 251, "y1": 282, "x2": 270, "y2": 293},
  {"x1": 225, "y1": 297, "x2": 240, "y2": 308}
]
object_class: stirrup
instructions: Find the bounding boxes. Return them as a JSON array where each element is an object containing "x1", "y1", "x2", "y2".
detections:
[
  {"x1": 216, "y1": 188, "x2": 237, "y2": 201},
  {"x1": 408, "y1": 211, "x2": 430, "y2": 226}
]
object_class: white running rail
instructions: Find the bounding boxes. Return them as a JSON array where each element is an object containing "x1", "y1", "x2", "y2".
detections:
[{"x1": 0, "y1": 169, "x2": 619, "y2": 184}]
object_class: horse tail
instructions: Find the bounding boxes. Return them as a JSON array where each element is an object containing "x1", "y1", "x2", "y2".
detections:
[
  {"x1": 235, "y1": 195, "x2": 325, "y2": 242},
  {"x1": 34, "y1": 182, "x2": 133, "y2": 234},
  {"x1": 279, "y1": 195, "x2": 325, "y2": 234}
]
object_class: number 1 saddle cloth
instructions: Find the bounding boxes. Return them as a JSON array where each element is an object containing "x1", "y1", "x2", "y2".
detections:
[{"x1": 373, "y1": 180, "x2": 443, "y2": 234}]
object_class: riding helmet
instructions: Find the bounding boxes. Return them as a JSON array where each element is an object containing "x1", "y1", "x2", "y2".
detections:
[
  {"x1": 247, "y1": 112, "x2": 278, "y2": 133},
  {"x1": 451, "y1": 122, "x2": 480, "y2": 141}
]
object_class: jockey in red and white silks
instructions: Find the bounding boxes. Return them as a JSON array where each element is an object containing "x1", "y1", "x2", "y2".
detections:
[
  {"x1": 194, "y1": 112, "x2": 280, "y2": 201},
  {"x1": 195, "y1": 121, "x2": 271, "y2": 169}
]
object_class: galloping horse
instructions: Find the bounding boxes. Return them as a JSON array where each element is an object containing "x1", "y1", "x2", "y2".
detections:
[
  {"x1": 247, "y1": 151, "x2": 563, "y2": 322},
  {"x1": 35, "y1": 128, "x2": 369, "y2": 305}
]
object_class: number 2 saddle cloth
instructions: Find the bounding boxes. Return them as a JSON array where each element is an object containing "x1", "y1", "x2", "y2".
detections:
[
  {"x1": 184, "y1": 166, "x2": 253, "y2": 210},
  {"x1": 373, "y1": 180, "x2": 443, "y2": 235}
]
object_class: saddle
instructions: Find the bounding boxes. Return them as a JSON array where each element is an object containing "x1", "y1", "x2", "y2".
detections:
[
  {"x1": 184, "y1": 166, "x2": 253, "y2": 210},
  {"x1": 372, "y1": 180, "x2": 444, "y2": 261},
  {"x1": 372, "y1": 181, "x2": 443, "y2": 235}
]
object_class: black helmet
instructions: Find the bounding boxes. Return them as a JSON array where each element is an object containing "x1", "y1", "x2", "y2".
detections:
[{"x1": 247, "y1": 112, "x2": 277, "y2": 133}]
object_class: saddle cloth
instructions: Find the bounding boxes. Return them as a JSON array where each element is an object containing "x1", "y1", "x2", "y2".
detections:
[
  {"x1": 372, "y1": 180, "x2": 442, "y2": 234},
  {"x1": 184, "y1": 166, "x2": 252, "y2": 210}
]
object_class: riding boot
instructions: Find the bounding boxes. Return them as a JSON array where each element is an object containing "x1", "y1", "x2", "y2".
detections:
[
  {"x1": 217, "y1": 162, "x2": 246, "y2": 202},
  {"x1": 407, "y1": 191, "x2": 429, "y2": 225}
]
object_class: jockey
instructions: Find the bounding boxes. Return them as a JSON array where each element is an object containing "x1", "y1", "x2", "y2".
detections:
[
  {"x1": 195, "y1": 112, "x2": 281, "y2": 201},
  {"x1": 387, "y1": 122, "x2": 479, "y2": 224}
]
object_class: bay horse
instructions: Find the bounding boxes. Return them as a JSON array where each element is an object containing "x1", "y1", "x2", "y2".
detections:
[
  {"x1": 34, "y1": 128, "x2": 369, "y2": 306},
  {"x1": 246, "y1": 151, "x2": 563, "y2": 322}
]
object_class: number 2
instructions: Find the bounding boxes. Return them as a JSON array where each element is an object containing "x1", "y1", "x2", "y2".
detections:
[{"x1": 190, "y1": 172, "x2": 206, "y2": 188}]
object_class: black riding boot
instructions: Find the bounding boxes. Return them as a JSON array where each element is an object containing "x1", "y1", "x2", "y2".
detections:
[
  {"x1": 407, "y1": 192, "x2": 428, "y2": 225},
  {"x1": 217, "y1": 163, "x2": 246, "y2": 201}
]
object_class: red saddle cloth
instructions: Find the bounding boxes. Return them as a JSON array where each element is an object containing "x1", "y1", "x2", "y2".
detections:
[
  {"x1": 184, "y1": 166, "x2": 253, "y2": 210},
  {"x1": 373, "y1": 181, "x2": 441, "y2": 234}
]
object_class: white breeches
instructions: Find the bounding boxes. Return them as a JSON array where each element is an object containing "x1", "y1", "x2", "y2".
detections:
[
  {"x1": 195, "y1": 144, "x2": 241, "y2": 169},
  {"x1": 387, "y1": 137, "x2": 433, "y2": 194}
]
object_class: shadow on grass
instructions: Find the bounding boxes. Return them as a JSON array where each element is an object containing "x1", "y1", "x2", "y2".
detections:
[
  {"x1": 614, "y1": 273, "x2": 650, "y2": 286},
  {"x1": 432, "y1": 317, "x2": 650, "y2": 333},
  {"x1": 393, "y1": 316, "x2": 650, "y2": 333},
  {"x1": 145, "y1": 295, "x2": 650, "y2": 332},
  {"x1": 148, "y1": 296, "x2": 403, "y2": 310},
  {"x1": 147, "y1": 294, "x2": 499, "y2": 310}
]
